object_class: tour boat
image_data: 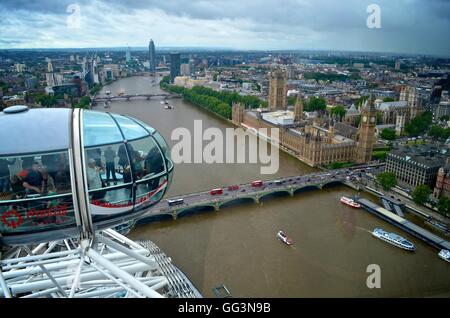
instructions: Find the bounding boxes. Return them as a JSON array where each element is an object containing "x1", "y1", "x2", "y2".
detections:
[
  {"x1": 438, "y1": 249, "x2": 450, "y2": 263},
  {"x1": 164, "y1": 105, "x2": 174, "y2": 110},
  {"x1": 372, "y1": 228, "x2": 416, "y2": 251},
  {"x1": 340, "y1": 196, "x2": 361, "y2": 208},
  {"x1": 277, "y1": 231, "x2": 294, "y2": 246}
]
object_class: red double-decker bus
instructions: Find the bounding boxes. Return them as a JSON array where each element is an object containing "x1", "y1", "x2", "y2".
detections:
[
  {"x1": 210, "y1": 188, "x2": 224, "y2": 196},
  {"x1": 251, "y1": 180, "x2": 263, "y2": 187}
]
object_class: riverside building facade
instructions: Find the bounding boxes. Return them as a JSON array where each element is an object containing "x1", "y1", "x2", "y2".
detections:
[{"x1": 232, "y1": 97, "x2": 377, "y2": 167}]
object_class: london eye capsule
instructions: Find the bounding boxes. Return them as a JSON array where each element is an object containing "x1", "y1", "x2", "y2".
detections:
[{"x1": 0, "y1": 106, "x2": 173, "y2": 246}]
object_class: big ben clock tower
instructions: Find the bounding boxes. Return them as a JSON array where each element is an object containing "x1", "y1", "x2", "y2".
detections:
[{"x1": 356, "y1": 95, "x2": 377, "y2": 164}]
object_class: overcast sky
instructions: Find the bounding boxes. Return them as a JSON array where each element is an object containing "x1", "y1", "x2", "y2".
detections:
[{"x1": 1, "y1": 0, "x2": 449, "y2": 56}]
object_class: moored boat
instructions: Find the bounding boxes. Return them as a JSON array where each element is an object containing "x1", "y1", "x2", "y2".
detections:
[
  {"x1": 372, "y1": 228, "x2": 416, "y2": 251},
  {"x1": 277, "y1": 231, "x2": 294, "y2": 246},
  {"x1": 340, "y1": 196, "x2": 361, "y2": 208},
  {"x1": 438, "y1": 249, "x2": 450, "y2": 263},
  {"x1": 425, "y1": 218, "x2": 450, "y2": 236}
]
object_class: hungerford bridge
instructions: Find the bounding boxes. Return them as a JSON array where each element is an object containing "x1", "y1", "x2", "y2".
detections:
[
  {"x1": 137, "y1": 166, "x2": 378, "y2": 224},
  {"x1": 93, "y1": 93, "x2": 181, "y2": 103}
]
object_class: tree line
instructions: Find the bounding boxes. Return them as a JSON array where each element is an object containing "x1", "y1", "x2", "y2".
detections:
[{"x1": 160, "y1": 76, "x2": 267, "y2": 119}]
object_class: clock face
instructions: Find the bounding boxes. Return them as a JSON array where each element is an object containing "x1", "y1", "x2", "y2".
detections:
[
  {"x1": 370, "y1": 116, "x2": 376, "y2": 123},
  {"x1": 363, "y1": 116, "x2": 367, "y2": 123}
]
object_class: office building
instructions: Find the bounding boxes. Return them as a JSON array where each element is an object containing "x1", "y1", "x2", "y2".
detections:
[
  {"x1": 386, "y1": 145, "x2": 448, "y2": 188},
  {"x1": 170, "y1": 53, "x2": 181, "y2": 83},
  {"x1": 149, "y1": 39, "x2": 156, "y2": 72}
]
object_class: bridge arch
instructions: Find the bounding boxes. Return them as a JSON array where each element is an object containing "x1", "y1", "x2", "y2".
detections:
[
  {"x1": 176, "y1": 205, "x2": 217, "y2": 218},
  {"x1": 218, "y1": 197, "x2": 257, "y2": 209},
  {"x1": 136, "y1": 213, "x2": 173, "y2": 225},
  {"x1": 321, "y1": 180, "x2": 344, "y2": 189},
  {"x1": 259, "y1": 190, "x2": 292, "y2": 202},
  {"x1": 293, "y1": 184, "x2": 321, "y2": 194}
]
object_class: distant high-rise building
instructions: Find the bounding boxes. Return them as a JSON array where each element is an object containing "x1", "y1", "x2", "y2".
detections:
[
  {"x1": 48, "y1": 60, "x2": 53, "y2": 73},
  {"x1": 25, "y1": 76, "x2": 38, "y2": 89},
  {"x1": 189, "y1": 59, "x2": 195, "y2": 75},
  {"x1": 268, "y1": 68, "x2": 287, "y2": 111},
  {"x1": 126, "y1": 47, "x2": 131, "y2": 63},
  {"x1": 0, "y1": 88, "x2": 4, "y2": 110},
  {"x1": 149, "y1": 39, "x2": 156, "y2": 72},
  {"x1": 170, "y1": 53, "x2": 181, "y2": 82},
  {"x1": 395, "y1": 60, "x2": 401, "y2": 71},
  {"x1": 15, "y1": 63, "x2": 25, "y2": 73},
  {"x1": 180, "y1": 63, "x2": 191, "y2": 76},
  {"x1": 105, "y1": 68, "x2": 114, "y2": 81},
  {"x1": 46, "y1": 72, "x2": 56, "y2": 87}
]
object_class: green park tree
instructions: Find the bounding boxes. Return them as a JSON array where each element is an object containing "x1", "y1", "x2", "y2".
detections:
[
  {"x1": 35, "y1": 94, "x2": 58, "y2": 108},
  {"x1": 412, "y1": 185, "x2": 431, "y2": 205},
  {"x1": 330, "y1": 105, "x2": 347, "y2": 121},
  {"x1": 437, "y1": 196, "x2": 450, "y2": 216},
  {"x1": 376, "y1": 172, "x2": 397, "y2": 191},
  {"x1": 404, "y1": 111, "x2": 433, "y2": 137},
  {"x1": 73, "y1": 96, "x2": 91, "y2": 109},
  {"x1": 380, "y1": 128, "x2": 396, "y2": 141},
  {"x1": 306, "y1": 97, "x2": 327, "y2": 113}
]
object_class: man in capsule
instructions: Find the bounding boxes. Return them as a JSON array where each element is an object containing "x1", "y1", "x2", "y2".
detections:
[
  {"x1": 22, "y1": 162, "x2": 44, "y2": 195},
  {"x1": 87, "y1": 158, "x2": 103, "y2": 191}
]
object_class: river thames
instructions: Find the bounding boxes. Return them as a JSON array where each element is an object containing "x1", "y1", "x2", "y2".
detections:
[{"x1": 96, "y1": 76, "x2": 450, "y2": 297}]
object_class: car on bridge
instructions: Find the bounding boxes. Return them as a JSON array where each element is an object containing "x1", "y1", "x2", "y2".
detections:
[
  {"x1": 227, "y1": 185, "x2": 240, "y2": 191},
  {"x1": 167, "y1": 198, "x2": 184, "y2": 206}
]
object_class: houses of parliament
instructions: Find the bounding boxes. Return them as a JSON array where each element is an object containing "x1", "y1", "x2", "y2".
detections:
[{"x1": 232, "y1": 68, "x2": 376, "y2": 167}]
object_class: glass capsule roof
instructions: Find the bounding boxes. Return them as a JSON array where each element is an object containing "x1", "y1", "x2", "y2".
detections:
[
  {"x1": 0, "y1": 107, "x2": 71, "y2": 156},
  {"x1": 0, "y1": 107, "x2": 158, "y2": 154}
]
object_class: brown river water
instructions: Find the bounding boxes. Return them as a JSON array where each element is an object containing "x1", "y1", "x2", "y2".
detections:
[{"x1": 97, "y1": 76, "x2": 450, "y2": 298}]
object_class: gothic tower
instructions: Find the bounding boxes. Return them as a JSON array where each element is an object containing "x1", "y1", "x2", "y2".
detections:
[
  {"x1": 294, "y1": 94, "x2": 304, "y2": 122},
  {"x1": 268, "y1": 68, "x2": 287, "y2": 111},
  {"x1": 355, "y1": 95, "x2": 377, "y2": 164},
  {"x1": 232, "y1": 102, "x2": 245, "y2": 124}
]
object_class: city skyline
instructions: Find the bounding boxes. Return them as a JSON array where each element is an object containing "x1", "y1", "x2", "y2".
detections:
[{"x1": 1, "y1": 0, "x2": 450, "y2": 57}]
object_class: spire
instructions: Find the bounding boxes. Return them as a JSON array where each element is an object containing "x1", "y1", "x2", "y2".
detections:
[{"x1": 364, "y1": 94, "x2": 376, "y2": 112}]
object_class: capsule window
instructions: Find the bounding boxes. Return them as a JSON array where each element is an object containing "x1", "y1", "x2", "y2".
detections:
[
  {"x1": 84, "y1": 143, "x2": 134, "y2": 219},
  {"x1": 127, "y1": 136, "x2": 166, "y2": 181},
  {"x1": 0, "y1": 151, "x2": 75, "y2": 234},
  {"x1": 111, "y1": 113, "x2": 149, "y2": 141},
  {"x1": 134, "y1": 175, "x2": 168, "y2": 212},
  {"x1": 83, "y1": 111, "x2": 123, "y2": 147}
]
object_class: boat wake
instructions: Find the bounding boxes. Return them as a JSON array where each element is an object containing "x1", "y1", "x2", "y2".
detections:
[{"x1": 356, "y1": 226, "x2": 372, "y2": 234}]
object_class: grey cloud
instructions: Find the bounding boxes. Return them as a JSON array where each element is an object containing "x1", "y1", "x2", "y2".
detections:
[{"x1": 0, "y1": 0, "x2": 449, "y2": 55}]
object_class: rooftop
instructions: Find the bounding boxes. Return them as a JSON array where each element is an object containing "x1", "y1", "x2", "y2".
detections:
[{"x1": 388, "y1": 144, "x2": 449, "y2": 169}]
